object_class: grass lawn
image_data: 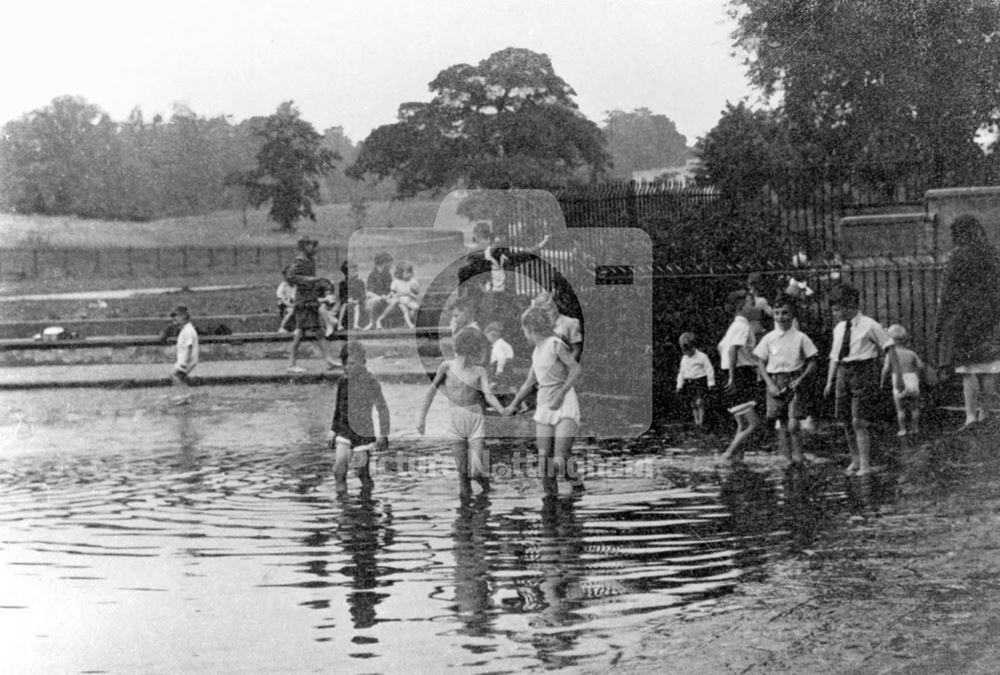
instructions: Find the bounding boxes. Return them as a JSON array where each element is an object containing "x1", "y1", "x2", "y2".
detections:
[{"x1": 0, "y1": 198, "x2": 455, "y2": 249}]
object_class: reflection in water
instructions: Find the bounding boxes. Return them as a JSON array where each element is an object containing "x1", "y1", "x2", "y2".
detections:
[
  {"x1": 529, "y1": 495, "x2": 585, "y2": 666},
  {"x1": 0, "y1": 385, "x2": 893, "y2": 673},
  {"x1": 451, "y1": 493, "x2": 494, "y2": 638}
]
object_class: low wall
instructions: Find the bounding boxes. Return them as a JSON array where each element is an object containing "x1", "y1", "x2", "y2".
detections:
[
  {"x1": 926, "y1": 186, "x2": 1000, "y2": 252},
  {"x1": 838, "y1": 212, "x2": 936, "y2": 256}
]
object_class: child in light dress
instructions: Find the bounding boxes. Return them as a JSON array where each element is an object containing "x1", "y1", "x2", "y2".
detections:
[
  {"x1": 531, "y1": 290, "x2": 583, "y2": 362},
  {"x1": 316, "y1": 278, "x2": 340, "y2": 338},
  {"x1": 376, "y1": 262, "x2": 420, "y2": 329},
  {"x1": 882, "y1": 324, "x2": 925, "y2": 436},
  {"x1": 276, "y1": 280, "x2": 296, "y2": 332},
  {"x1": 505, "y1": 306, "x2": 583, "y2": 493},
  {"x1": 418, "y1": 327, "x2": 506, "y2": 496}
]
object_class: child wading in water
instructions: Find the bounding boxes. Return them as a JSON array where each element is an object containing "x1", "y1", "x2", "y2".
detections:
[
  {"x1": 675, "y1": 332, "x2": 715, "y2": 427},
  {"x1": 717, "y1": 290, "x2": 761, "y2": 463},
  {"x1": 505, "y1": 306, "x2": 583, "y2": 493},
  {"x1": 882, "y1": 324, "x2": 925, "y2": 436},
  {"x1": 753, "y1": 294, "x2": 818, "y2": 465},
  {"x1": 418, "y1": 327, "x2": 506, "y2": 495},
  {"x1": 329, "y1": 342, "x2": 390, "y2": 494}
]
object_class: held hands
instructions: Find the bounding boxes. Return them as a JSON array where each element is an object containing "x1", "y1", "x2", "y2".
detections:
[
  {"x1": 416, "y1": 420, "x2": 425, "y2": 436},
  {"x1": 823, "y1": 381, "x2": 833, "y2": 397},
  {"x1": 376, "y1": 437, "x2": 389, "y2": 453}
]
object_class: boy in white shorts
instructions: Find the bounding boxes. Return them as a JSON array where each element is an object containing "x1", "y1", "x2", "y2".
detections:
[{"x1": 329, "y1": 342, "x2": 390, "y2": 494}]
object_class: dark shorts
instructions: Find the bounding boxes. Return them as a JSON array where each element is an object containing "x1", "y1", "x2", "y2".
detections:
[
  {"x1": 765, "y1": 370, "x2": 804, "y2": 421},
  {"x1": 835, "y1": 358, "x2": 880, "y2": 424},
  {"x1": 293, "y1": 303, "x2": 321, "y2": 332},
  {"x1": 681, "y1": 376, "x2": 709, "y2": 402},
  {"x1": 726, "y1": 366, "x2": 759, "y2": 414}
]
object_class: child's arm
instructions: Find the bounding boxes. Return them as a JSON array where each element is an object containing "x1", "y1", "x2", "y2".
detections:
[
  {"x1": 676, "y1": 359, "x2": 685, "y2": 392},
  {"x1": 506, "y1": 366, "x2": 538, "y2": 414},
  {"x1": 726, "y1": 345, "x2": 739, "y2": 389},
  {"x1": 478, "y1": 369, "x2": 505, "y2": 415},
  {"x1": 755, "y1": 355, "x2": 779, "y2": 397},
  {"x1": 794, "y1": 356, "x2": 817, "y2": 389},
  {"x1": 374, "y1": 383, "x2": 391, "y2": 452},
  {"x1": 881, "y1": 352, "x2": 892, "y2": 388},
  {"x1": 824, "y1": 357, "x2": 838, "y2": 397},
  {"x1": 703, "y1": 353, "x2": 716, "y2": 388},
  {"x1": 548, "y1": 341, "x2": 581, "y2": 409},
  {"x1": 417, "y1": 362, "x2": 448, "y2": 434}
]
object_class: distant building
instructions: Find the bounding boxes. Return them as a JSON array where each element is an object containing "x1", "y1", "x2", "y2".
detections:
[{"x1": 631, "y1": 158, "x2": 701, "y2": 186}]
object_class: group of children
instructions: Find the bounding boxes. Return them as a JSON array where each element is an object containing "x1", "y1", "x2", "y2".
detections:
[
  {"x1": 333, "y1": 287, "x2": 585, "y2": 496},
  {"x1": 277, "y1": 257, "x2": 422, "y2": 337},
  {"x1": 676, "y1": 281, "x2": 926, "y2": 475}
]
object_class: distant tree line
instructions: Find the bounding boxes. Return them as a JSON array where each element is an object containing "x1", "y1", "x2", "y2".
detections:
[{"x1": 0, "y1": 96, "x2": 388, "y2": 223}]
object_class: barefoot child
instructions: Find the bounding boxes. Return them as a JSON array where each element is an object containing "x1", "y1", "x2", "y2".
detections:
[
  {"x1": 675, "y1": 332, "x2": 715, "y2": 427},
  {"x1": 505, "y1": 306, "x2": 583, "y2": 493},
  {"x1": 418, "y1": 327, "x2": 506, "y2": 495},
  {"x1": 753, "y1": 294, "x2": 818, "y2": 464},
  {"x1": 882, "y1": 324, "x2": 924, "y2": 436},
  {"x1": 170, "y1": 305, "x2": 199, "y2": 403},
  {"x1": 824, "y1": 284, "x2": 900, "y2": 476},
  {"x1": 376, "y1": 262, "x2": 420, "y2": 329},
  {"x1": 717, "y1": 290, "x2": 761, "y2": 463},
  {"x1": 329, "y1": 342, "x2": 390, "y2": 493}
]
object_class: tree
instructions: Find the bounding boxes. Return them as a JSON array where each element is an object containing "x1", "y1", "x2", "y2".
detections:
[
  {"x1": 236, "y1": 101, "x2": 337, "y2": 231},
  {"x1": 348, "y1": 47, "x2": 610, "y2": 196},
  {"x1": 729, "y1": 0, "x2": 1000, "y2": 176},
  {"x1": 0, "y1": 96, "x2": 105, "y2": 214},
  {"x1": 603, "y1": 108, "x2": 690, "y2": 178},
  {"x1": 695, "y1": 102, "x2": 796, "y2": 199}
]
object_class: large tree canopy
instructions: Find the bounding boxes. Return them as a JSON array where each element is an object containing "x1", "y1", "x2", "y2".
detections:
[
  {"x1": 348, "y1": 47, "x2": 610, "y2": 196},
  {"x1": 235, "y1": 101, "x2": 337, "y2": 231},
  {"x1": 730, "y1": 0, "x2": 1000, "y2": 172},
  {"x1": 603, "y1": 108, "x2": 690, "y2": 178}
]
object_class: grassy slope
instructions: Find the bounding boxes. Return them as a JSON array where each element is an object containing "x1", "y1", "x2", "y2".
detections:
[{"x1": 0, "y1": 197, "x2": 466, "y2": 249}]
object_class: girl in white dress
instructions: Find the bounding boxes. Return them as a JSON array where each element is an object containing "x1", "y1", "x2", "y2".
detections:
[{"x1": 505, "y1": 306, "x2": 583, "y2": 493}]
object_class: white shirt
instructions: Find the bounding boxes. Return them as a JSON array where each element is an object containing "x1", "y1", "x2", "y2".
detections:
[
  {"x1": 175, "y1": 322, "x2": 199, "y2": 372},
  {"x1": 718, "y1": 315, "x2": 756, "y2": 370},
  {"x1": 753, "y1": 326, "x2": 818, "y2": 373},
  {"x1": 490, "y1": 338, "x2": 514, "y2": 373},
  {"x1": 554, "y1": 314, "x2": 583, "y2": 345},
  {"x1": 829, "y1": 313, "x2": 893, "y2": 363},
  {"x1": 677, "y1": 349, "x2": 716, "y2": 388}
]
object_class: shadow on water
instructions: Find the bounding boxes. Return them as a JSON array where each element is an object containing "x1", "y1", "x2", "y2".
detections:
[{"x1": 0, "y1": 385, "x2": 915, "y2": 672}]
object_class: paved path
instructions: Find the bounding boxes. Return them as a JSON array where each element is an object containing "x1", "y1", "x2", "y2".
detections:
[{"x1": 0, "y1": 356, "x2": 435, "y2": 390}]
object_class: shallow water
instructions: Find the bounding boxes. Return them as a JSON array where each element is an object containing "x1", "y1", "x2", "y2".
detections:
[{"x1": 0, "y1": 384, "x2": 891, "y2": 673}]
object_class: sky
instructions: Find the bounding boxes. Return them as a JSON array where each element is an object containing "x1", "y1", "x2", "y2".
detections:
[{"x1": 2, "y1": 0, "x2": 757, "y2": 146}]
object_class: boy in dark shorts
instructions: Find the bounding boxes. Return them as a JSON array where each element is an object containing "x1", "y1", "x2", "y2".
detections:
[
  {"x1": 753, "y1": 294, "x2": 818, "y2": 465},
  {"x1": 675, "y1": 332, "x2": 715, "y2": 427},
  {"x1": 823, "y1": 284, "x2": 900, "y2": 475},
  {"x1": 717, "y1": 290, "x2": 761, "y2": 463},
  {"x1": 329, "y1": 341, "x2": 390, "y2": 493}
]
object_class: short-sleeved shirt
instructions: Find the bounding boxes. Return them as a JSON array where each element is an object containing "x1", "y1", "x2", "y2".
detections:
[
  {"x1": 829, "y1": 313, "x2": 893, "y2": 363},
  {"x1": 175, "y1": 322, "x2": 199, "y2": 372},
  {"x1": 677, "y1": 350, "x2": 716, "y2": 388},
  {"x1": 490, "y1": 338, "x2": 514, "y2": 368},
  {"x1": 330, "y1": 370, "x2": 385, "y2": 447},
  {"x1": 718, "y1": 315, "x2": 756, "y2": 370},
  {"x1": 554, "y1": 314, "x2": 583, "y2": 346},
  {"x1": 753, "y1": 327, "x2": 818, "y2": 373}
]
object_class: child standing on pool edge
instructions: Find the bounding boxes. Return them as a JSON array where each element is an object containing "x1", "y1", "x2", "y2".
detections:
[
  {"x1": 418, "y1": 327, "x2": 506, "y2": 496},
  {"x1": 329, "y1": 341, "x2": 390, "y2": 494},
  {"x1": 881, "y1": 324, "x2": 925, "y2": 436},
  {"x1": 505, "y1": 306, "x2": 583, "y2": 494}
]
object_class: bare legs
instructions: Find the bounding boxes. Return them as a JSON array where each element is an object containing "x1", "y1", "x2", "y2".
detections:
[
  {"x1": 962, "y1": 373, "x2": 997, "y2": 426},
  {"x1": 536, "y1": 419, "x2": 582, "y2": 494},
  {"x1": 333, "y1": 441, "x2": 373, "y2": 495},
  {"x1": 452, "y1": 439, "x2": 490, "y2": 496},
  {"x1": 720, "y1": 406, "x2": 759, "y2": 463}
]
